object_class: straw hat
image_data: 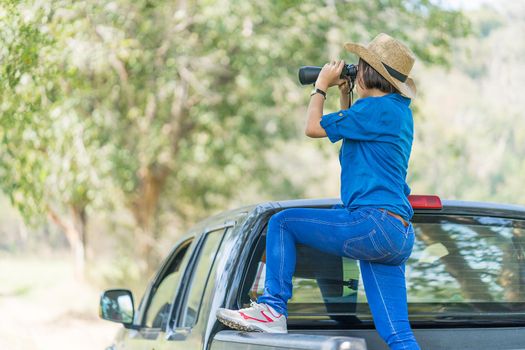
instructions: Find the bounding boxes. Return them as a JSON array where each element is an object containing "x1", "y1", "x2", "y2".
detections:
[{"x1": 344, "y1": 33, "x2": 417, "y2": 98}]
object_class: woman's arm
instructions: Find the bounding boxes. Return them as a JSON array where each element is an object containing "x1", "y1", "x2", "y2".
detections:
[
  {"x1": 305, "y1": 60, "x2": 346, "y2": 138},
  {"x1": 304, "y1": 86, "x2": 327, "y2": 138}
]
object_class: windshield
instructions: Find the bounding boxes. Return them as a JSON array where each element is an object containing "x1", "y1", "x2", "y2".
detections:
[{"x1": 241, "y1": 213, "x2": 525, "y2": 326}]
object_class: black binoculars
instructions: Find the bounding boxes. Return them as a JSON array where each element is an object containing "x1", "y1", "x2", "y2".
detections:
[{"x1": 298, "y1": 64, "x2": 358, "y2": 85}]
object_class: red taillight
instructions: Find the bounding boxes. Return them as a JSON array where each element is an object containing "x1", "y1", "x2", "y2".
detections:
[{"x1": 408, "y1": 195, "x2": 442, "y2": 209}]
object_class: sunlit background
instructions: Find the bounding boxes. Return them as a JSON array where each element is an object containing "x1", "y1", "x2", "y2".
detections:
[{"x1": 1, "y1": 0, "x2": 524, "y2": 349}]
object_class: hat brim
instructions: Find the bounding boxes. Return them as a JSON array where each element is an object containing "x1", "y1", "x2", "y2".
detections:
[{"x1": 344, "y1": 42, "x2": 417, "y2": 99}]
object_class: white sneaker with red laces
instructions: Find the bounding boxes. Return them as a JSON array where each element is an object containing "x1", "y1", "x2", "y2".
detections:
[{"x1": 216, "y1": 300, "x2": 287, "y2": 333}]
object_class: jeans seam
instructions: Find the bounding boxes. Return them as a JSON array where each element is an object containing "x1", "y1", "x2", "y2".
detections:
[
  {"x1": 369, "y1": 229, "x2": 390, "y2": 257},
  {"x1": 343, "y1": 236, "x2": 376, "y2": 260},
  {"x1": 372, "y1": 214, "x2": 406, "y2": 255},
  {"x1": 283, "y1": 215, "x2": 370, "y2": 226},
  {"x1": 401, "y1": 229, "x2": 415, "y2": 261},
  {"x1": 405, "y1": 222, "x2": 413, "y2": 239},
  {"x1": 344, "y1": 232, "x2": 373, "y2": 243},
  {"x1": 371, "y1": 214, "x2": 399, "y2": 253},
  {"x1": 396, "y1": 225, "x2": 408, "y2": 255},
  {"x1": 344, "y1": 249, "x2": 375, "y2": 260},
  {"x1": 369, "y1": 263, "x2": 408, "y2": 350},
  {"x1": 278, "y1": 219, "x2": 285, "y2": 298},
  {"x1": 343, "y1": 231, "x2": 391, "y2": 261},
  {"x1": 398, "y1": 238, "x2": 408, "y2": 255},
  {"x1": 384, "y1": 213, "x2": 409, "y2": 235}
]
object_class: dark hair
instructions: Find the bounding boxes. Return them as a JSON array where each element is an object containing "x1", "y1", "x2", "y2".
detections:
[{"x1": 357, "y1": 58, "x2": 400, "y2": 94}]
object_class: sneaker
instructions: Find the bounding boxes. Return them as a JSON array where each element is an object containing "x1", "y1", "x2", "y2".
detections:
[{"x1": 216, "y1": 300, "x2": 287, "y2": 333}]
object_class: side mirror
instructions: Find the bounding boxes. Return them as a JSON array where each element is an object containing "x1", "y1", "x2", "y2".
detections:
[{"x1": 99, "y1": 289, "x2": 135, "y2": 328}]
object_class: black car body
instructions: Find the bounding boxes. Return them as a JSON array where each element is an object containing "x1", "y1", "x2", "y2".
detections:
[{"x1": 100, "y1": 196, "x2": 525, "y2": 350}]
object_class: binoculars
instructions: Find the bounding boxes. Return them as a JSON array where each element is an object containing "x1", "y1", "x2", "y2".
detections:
[{"x1": 298, "y1": 64, "x2": 358, "y2": 85}]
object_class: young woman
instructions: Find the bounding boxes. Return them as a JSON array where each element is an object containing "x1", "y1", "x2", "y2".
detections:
[{"x1": 216, "y1": 33, "x2": 421, "y2": 350}]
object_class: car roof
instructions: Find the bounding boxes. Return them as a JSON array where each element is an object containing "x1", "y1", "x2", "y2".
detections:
[
  {"x1": 187, "y1": 197, "x2": 525, "y2": 240},
  {"x1": 272, "y1": 197, "x2": 525, "y2": 219}
]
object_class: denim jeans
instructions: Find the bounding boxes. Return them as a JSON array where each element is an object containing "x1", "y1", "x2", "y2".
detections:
[{"x1": 257, "y1": 205, "x2": 420, "y2": 350}]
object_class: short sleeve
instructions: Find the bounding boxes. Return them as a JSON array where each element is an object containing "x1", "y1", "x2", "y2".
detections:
[
  {"x1": 319, "y1": 109, "x2": 346, "y2": 143},
  {"x1": 320, "y1": 98, "x2": 399, "y2": 143}
]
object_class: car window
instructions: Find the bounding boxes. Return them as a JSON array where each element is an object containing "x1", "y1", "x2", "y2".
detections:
[
  {"x1": 241, "y1": 214, "x2": 525, "y2": 326},
  {"x1": 143, "y1": 239, "x2": 193, "y2": 329},
  {"x1": 180, "y1": 228, "x2": 226, "y2": 327}
]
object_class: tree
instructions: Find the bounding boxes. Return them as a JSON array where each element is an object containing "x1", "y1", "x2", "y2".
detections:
[{"x1": 0, "y1": 0, "x2": 470, "y2": 275}]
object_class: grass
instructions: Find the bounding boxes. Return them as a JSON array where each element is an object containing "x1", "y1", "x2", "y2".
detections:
[{"x1": 0, "y1": 254, "x2": 121, "y2": 350}]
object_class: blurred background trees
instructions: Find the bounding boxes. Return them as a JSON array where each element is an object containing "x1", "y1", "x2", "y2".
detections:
[
  {"x1": 0, "y1": 0, "x2": 472, "y2": 278},
  {"x1": 1, "y1": 0, "x2": 525, "y2": 348}
]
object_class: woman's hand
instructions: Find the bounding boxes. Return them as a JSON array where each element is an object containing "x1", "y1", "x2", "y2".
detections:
[
  {"x1": 337, "y1": 77, "x2": 351, "y2": 95},
  {"x1": 315, "y1": 60, "x2": 345, "y2": 91},
  {"x1": 338, "y1": 77, "x2": 351, "y2": 109}
]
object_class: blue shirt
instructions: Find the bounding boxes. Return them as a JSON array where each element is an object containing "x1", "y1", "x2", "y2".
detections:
[{"x1": 320, "y1": 93, "x2": 414, "y2": 221}]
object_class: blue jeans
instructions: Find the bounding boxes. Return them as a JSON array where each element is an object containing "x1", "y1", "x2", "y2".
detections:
[{"x1": 257, "y1": 205, "x2": 420, "y2": 350}]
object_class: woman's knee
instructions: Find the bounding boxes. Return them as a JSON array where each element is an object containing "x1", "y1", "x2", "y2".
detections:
[
  {"x1": 269, "y1": 208, "x2": 299, "y2": 226},
  {"x1": 267, "y1": 210, "x2": 288, "y2": 236},
  {"x1": 268, "y1": 208, "x2": 306, "y2": 236},
  {"x1": 269, "y1": 210, "x2": 285, "y2": 226}
]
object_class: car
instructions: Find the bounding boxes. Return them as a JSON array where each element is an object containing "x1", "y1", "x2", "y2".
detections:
[{"x1": 99, "y1": 195, "x2": 525, "y2": 350}]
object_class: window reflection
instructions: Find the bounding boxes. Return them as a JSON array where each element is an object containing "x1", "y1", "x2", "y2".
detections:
[
  {"x1": 243, "y1": 214, "x2": 525, "y2": 324},
  {"x1": 408, "y1": 216, "x2": 525, "y2": 307}
]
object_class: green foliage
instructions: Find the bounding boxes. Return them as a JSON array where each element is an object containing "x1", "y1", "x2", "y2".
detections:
[
  {"x1": 0, "y1": 3, "x2": 50, "y2": 221},
  {"x1": 0, "y1": 0, "x2": 470, "y2": 264}
]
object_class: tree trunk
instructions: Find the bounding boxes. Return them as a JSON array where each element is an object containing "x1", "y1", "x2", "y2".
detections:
[
  {"x1": 47, "y1": 205, "x2": 87, "y2": 280},
  {"x1": 131, "y1": 166, "x2": 169, "y2": 274},
  {"x1": 129, "y1": 75, "x2": 195, "y2": 274},
  {"x1": 469, "y1": 226, "x2": 525, "y2": 302},
  {"x1": 418, "y1": 227, "x2": 494, "y2": 302}
]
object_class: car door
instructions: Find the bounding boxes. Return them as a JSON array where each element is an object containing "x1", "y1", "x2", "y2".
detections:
[
  {"x1": 158, "y1": 223, "x2": 234, "y2": 350},
  {"x1": 115, "y1": 237, "x2": 195, "y2": 350}
]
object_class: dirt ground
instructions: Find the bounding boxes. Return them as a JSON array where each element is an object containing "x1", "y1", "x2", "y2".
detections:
[{"x1": 0, "y1": 256, "x2": 121, "y2": 350}]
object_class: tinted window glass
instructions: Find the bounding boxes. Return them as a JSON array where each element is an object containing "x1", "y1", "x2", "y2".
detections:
[
  {"x1": 144, "y1": 239, "x2": 192, "y2": 329},
  {"x1": 242, "y1": 215, "x2": 525, "y2": 325},
  {"x1": 405, "y1": 215, "x2": 525, "y2": 321},
  {"x1": 181, "y1": 228, "x2": 226, "y2": 327}
]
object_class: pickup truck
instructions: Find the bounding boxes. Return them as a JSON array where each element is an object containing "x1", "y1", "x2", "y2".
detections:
[{"x1": 99, "y1": 195, "x2": 525, "y2": 350}]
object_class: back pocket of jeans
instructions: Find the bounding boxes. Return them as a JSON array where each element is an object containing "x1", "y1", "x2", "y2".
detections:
[
  {"x1": 383, "y1": 212, "x2": 409, "y2": 235},
  {"x1": 343, "y1": 229, "x2": 392, "y2": 261}
]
